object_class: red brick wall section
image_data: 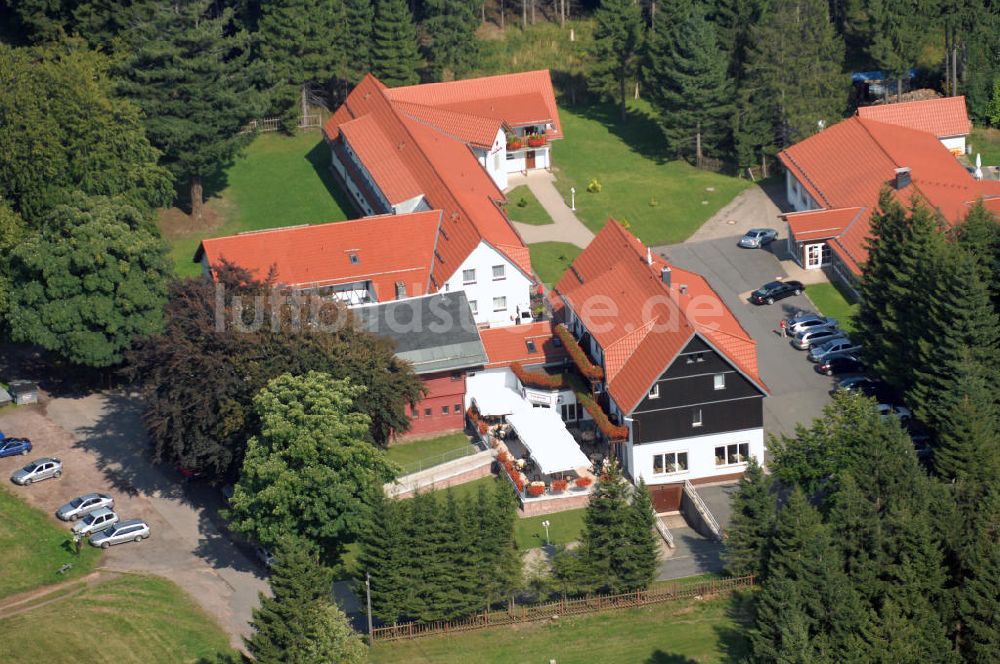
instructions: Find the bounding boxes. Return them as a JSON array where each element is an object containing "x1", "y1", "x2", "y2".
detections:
[
  {"x1": 406, "y1": 372, "x2": 467, "y2": 438},
  {"x1": 519, "y1": 493, "x2": 592, "y2": 517}
]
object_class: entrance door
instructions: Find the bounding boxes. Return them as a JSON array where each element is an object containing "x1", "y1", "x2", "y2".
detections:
[
  {"x1": 525, "y1": 150, "x2": 536, "y2": 169},
  {"x1": 804, "y1": 243, "x2": 825, "y2": 269}
]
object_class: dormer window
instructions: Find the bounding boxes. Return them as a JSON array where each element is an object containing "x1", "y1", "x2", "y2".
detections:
[
  {"x1": 648, "y1": 384, "x2": 660, "y2": 399},
  {"x1": 348, "y1": 253, "x2": 359, "y2": 264},
  {"x1": 526, "y1": 340, "x2": 537, "y2": 353}
]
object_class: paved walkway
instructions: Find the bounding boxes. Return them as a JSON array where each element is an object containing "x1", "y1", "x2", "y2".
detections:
[{"x1": 507, "y1": 171, "x2": 595, "y2": 248}]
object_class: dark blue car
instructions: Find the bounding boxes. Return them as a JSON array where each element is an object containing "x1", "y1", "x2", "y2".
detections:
[{"x1": 0, "y1": 437, "x2": 32, "y2": 458}]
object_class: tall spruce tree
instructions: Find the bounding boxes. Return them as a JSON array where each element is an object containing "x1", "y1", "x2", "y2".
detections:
[
  {"x1": 356, "y1": 492, "x2": 410, "y2": 624},
  {"x1": 643, "y1": 2, "x2": 733, "y2": 161},
  {"x1": 578, "y1": 460, "x2": 639, "y2": 592},
  {"x1": 436, "y1": 490, "x2": 481, "y2": 618},
  {"x1": 932, "y1": 354, "x2": 1000, "y2": 483},
  {"x1": 116, "y1": 0, "x2": 260, "y2": 218},
  {"x1": 344, "y1": 0, "x2": 375, "y2": 84},
  {"x1": 957, "y1": 201, "x2": 1000, "y2": 309},
  {"x1": 958, "y1": 507, "x2": 1000, "y2": 660},
  {"x1": 257, "y1": 0, "x2": 349, "y2": 129},
  {"x1": 740, "y1": 0, "x2": 847, "y2": 150},
  {"x1": 866, "y1": 0, "x2": 922, "y2": 100},
  {"x1": 619, "y1": 480, "x2": 659, "y2": 590},
  {"x1": 723, "y1": 457, "x2": 775, "y2": 577},
  {"x1": 827, "y1": 473, "x2": 881, "y2": 601},
  {"x1": 371, "y1": 0, "x2": 421, "y2": 86},
  {"x1": 422, "y1": 0, "x2": 479, "y2": 80},
  {"x1": 590, "y1": 0, "x2": 643, "y2": 121}
]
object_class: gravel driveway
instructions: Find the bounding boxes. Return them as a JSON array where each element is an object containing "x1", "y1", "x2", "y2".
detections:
[{"x1": 0, "y1": 395, "x2": 268, "y2": 650}]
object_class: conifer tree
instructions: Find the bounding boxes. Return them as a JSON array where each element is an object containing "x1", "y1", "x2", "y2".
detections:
[
  {"x1": 257, "y1": 0, "x2": 349, "y2": 129},
  {"x1": 958, "y1": 512, "x2": 1000, "y2": 660},
  {"x1": 489, "y1": 480, "x2": 523, "y2": 603},
  {"x1": 406, "y1": 490, "x2": 451, "y2": 621},
  {"x1": 436, "y1": 490, "x2": 480, "y2": 618},
  {"x1": 643, "y1": 3, "x2": 733, "y2": 161},
  {"x1": 619, "y1": 480, "x2": 659, "y2": 590},
  {"x1": 741, "y1": 0, "x2": 847, "y2": 149},
  {"x1": 344, "y1": 0, "x2": 375, "y2": 84},
  {"x1": 246, "y1": 537, "x2": 337, "y2": 661},
  {"x1": 356, "y1": 492, "x2": 410, "y2": 624},
  {"x1": 827, "y1": 473, "x2": 881, "y2": 600},
  {"x1": 371, "y1": 0, "x2": 421, "y2": 86},
  {"x1": 957, "y1": 201, "x2": 1000, "y2": 309},
  {"x1": 116, "y1": 0, "x2": 260, "y2": 219},
  {"x1": 422, "y1": 0, "x2": 479, "y2": 80},
  {"x1": 578, "y1": 460, "x2": 635, "y2": 593},
  {"x1": 590, "y1": 0, "x2": 644, "y2": 121},
  {"x1": 933, "y1": 354, "x2": 1000, "y2": 483},
  {"x1": 723, "y1": 457, "x2": 775, "y2": 577},
  {"x1": 866, "y1": 0, "x2": 922, "y2": 100}
]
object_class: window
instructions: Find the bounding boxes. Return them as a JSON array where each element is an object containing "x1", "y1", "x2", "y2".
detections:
[
  {"x1": 696, "y1": 353, "x2": 705, "y2": 363},
  {"x1": 424, "y1": 408, "x2": 432, "y2": 417},
  {"x1": 468, "y1": 300, "x2": 478, "y2": 315},
  {"x1": 714, "y1": 374, "x2": 726, "y2": 390},
  {"x1": 526, "y1": 340, "x2": 537, "y2": 353},
  {"x1": 492, "y1": 264, "x2": 506, "y2": 281},
  {"x1": 451, "y1": 373, "x2": 462, "y2": 382},
  {"x1": 454, "y1": 403, "x2": 462, "y2": 413},
  {"x1": 442, "y1": 405, "x2": 449, "y2": 415},
  {"x1": 715, "y1": 442, "x2": 750, "y2": 466},
  {"x1": 561, "y1": 403, "x2": 580, "y2": 422},
  {"x1": 348, "y1": 253, "x2": 359, "y2": 264},
  {"x1": 462, "y1": 269, "x2": 476, "y2": 284},
  {"x1": 692, "y1": 408, "x2": 703, "y2": 427},
  {"x1": 648, "y1": 384, "x2": 660, "y2": 399},
  {"x1": 411, "y1": 408, "x2": 418, "y2": 418},
  {"x1": 493, "y1": 296, "x2": 507, "y2": 312},
  {"x1": 653, "y1": 452, "x2": 689, "y2": 475}
]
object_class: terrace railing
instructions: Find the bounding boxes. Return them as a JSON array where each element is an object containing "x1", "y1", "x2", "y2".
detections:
[
  {"x1": 398, "y1": 444, "x2": 481, "y2": 476},
  {"x1": 683, "y1": 480, "x2": 722, "y2": 541}
]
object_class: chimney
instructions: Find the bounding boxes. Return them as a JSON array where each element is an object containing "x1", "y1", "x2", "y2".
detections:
[
  {"x1": 661, "y1": 266, "x2": 672, "y2": 288},
  {"x1": 894, "y1": 167, "x2": 911, "y2": 190},
  {"x1": 680, "y1": 284, "x2": 688, "y2": 296},
  {"x1": 646, "y1": 247, "x2": 652, "y2": 266}
]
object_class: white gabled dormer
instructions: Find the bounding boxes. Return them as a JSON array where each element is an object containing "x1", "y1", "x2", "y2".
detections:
[{"x1": 472, "y1": 127, "x2": 508, "y2": 191}]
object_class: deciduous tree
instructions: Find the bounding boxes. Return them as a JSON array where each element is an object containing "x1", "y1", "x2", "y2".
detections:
[{"x1": 6, "y1": 195, "x2": 170, "y2": 368}]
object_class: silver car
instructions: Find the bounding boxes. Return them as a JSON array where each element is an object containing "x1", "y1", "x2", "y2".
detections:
[
  {"x1": 808, "y1": 337, "x2": 862, "y2": 362},
  {"x1": 57, "y1": 493, "x2": 114, "y2": 521},
  {"x1": 738, "y1": 228, "x2": 779, "y2": 248},
  {"x1": 785, "y1": 314, "x2": 838, "y2": 336},
  {"x1": 72, "y1": 507, "x2": 119, "y2": 536},
  {"x1": 89, "y1": 519, "x2": 150, "y2": 549},
  {"x1": 11, "y1": 457, "x2": 62, "y2": 485},
  {"x1": 792, "y1": 326, "x2": 842, "y2": 350}
]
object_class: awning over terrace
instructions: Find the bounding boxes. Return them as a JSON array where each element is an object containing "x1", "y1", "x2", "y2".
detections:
[
  {"x1": 467, "y1": 371, "x2": 526, "y2": 417},
  {"x1": 506, "y1": 408, "x2": 591, "y2": 475}
]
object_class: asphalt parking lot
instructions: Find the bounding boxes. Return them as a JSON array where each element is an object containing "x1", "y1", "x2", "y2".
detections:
[{"x1": 655, "y1": 236, "x2": 840, "y2": 441}]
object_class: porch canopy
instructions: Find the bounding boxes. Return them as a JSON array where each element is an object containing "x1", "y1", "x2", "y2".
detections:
[
  {"x1": 506, "y1": 407, "x2": 591, "y2": 475},
  {"x1": 467, "y1": 371, "x2": 524, "y2": 417}
]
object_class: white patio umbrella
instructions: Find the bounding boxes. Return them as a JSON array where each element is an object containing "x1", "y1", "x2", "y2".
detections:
[{"x1": 974, "y1": 152, "x2": 983, "y2": 181}]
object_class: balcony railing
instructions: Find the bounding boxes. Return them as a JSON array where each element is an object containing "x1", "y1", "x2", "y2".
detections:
[{"x1": 555, "y1": 324, "x2": 604, "y2": 381}]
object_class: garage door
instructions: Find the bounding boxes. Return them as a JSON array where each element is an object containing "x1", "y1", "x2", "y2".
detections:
[{"x1": 649, "y1": 483, "x2": 683, "y2": 513}]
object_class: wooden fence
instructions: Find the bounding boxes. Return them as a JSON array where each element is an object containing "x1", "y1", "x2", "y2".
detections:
[
  {"x1": 240, "y1": 114, "x2": 325, "y2": 134},
  {"x1": 369, "y1": 575, "x2": 754, "y2": 642}
]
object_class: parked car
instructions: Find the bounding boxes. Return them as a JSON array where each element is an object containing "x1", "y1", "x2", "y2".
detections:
[
  {"x1": 785, "y1": 313, "x2": 837, "y2": 336},
  {"x1": 808, "y1": 337, "x2": 861, "y2": 362},
  {"x1": 10, "y1": 457, "x2": 62, "y2": 485},
  {"x1": 877, "y1": 403, "x2": 913, "y2": 423},
  {"x1": 0, "y1": 437, "x2": 32, "y2": 458},
  {"x1": 815, "y1": 353, "x2": 865, "y2": 376},
  {"x1": 57, "y1": 493, "x2": 114, "y2": 521},
  {"x1": 792, "y1": 327, "x2": 843, "y2": 350},
  {"x1": 738, "y1": 228, "x2": 779, "y2": 248},
  {"x1": 255, "y1": 544, "x2": 275, "y2": 568},
  {"x1": 71, "y1": 507, "x2": 119, "y2": 536},
  {"x1": 750, "y1": 280, "x2": 805, "y2": 305},
  {"x1": 834, "y1": 376, "x2": 894, "y2": 401},
  {"x1": 90, "y1": 519, "x2": 150, "y2": 549}
]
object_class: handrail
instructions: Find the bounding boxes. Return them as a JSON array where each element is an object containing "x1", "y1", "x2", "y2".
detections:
[
  {"x1": 655, "y1": 515, "x2": 675, "y2": 549},
  {"x1": 683, "y1": 480, "x2": 722, "y2": 541}
]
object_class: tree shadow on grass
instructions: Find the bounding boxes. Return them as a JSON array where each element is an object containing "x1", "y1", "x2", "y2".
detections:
[
  {"x1": 569, "y1": 101, "x2": 673, "y2": 166},
  {"x1": 645, "y1": 652, "x2": 699, "y2": 664},
  {"x1": 714, "y1": 591, "x2": 755, "y2": 662},
  {"x1": 305, "y1": 139, "x2": 359, "y2": 218}
]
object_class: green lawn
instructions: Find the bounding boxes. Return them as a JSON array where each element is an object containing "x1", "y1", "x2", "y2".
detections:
[
  {"x1": 387, "y1": 433, "x2": 477, "y2": 474},
  {"x1": 0, "y1": 484, "x2": 102, "y2": 599},
  {"x1": 506, "y1": 185, "x2": 554, "y2": 225},
  {"x1": 529, "y1": 241, "x2": 582, "y2": 287},
  {"x1": 807, "y1": 281, "x2": 859, "y2": 334},
  {"x1": 971, "y1": 126, "x2": 1000, "y2": 168},
  {"x1": 0, "y1": 574, "x2": 233, "y2": 663},
  {"x1": 165, "y1": 131, "x2": 352, "y2": 276},
  {"x1": 514, "y1": 507, "x2": 586, "y2": 551},
  {"x1": 369, "y1": 592, "x2": 751, "y2": 663},
  {"x1": 551, "y1": 103, "x2": 753, "y2": 246}
]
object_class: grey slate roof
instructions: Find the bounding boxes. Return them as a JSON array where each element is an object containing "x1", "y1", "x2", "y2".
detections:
[{"x1": 353, "y1": 292, "x2": 487, "y2": 375}]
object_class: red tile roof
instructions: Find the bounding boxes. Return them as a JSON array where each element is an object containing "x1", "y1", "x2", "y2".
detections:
[
  {"x1": 338, "y1": 114, "x2": 423, "y2": 204},
  {"x1": 384, "y1": 70, "x2": 563, "y2": 138},
  {"x1": 784, "y1": 207, "x2": 864, "y2": 242},
  {"x1": 554, "y1": 221, "x2": 766, "y2": 413},
  {"x1": 323, "y1": 74, "x2": 536, "y2": 283},
  {"x1": 195, "y1": 211, "x2": 441, "y2": 300},
  {"x1": 480, "y1": 321, "x2": 568, "y2": 369},
  {"x1": 779, "y1": 116, "x2": 1000, "y2": 275},
  {"x1": 857, "y1": 96, "x2": 971, "y2": 138},
  {"x1": 392, "y1": 100, "x2": 503, "y2": 149}
]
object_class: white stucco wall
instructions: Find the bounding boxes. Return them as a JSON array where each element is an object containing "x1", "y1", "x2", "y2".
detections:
[
  {"x1": 442, "y1": 241, "x2": 532, "y2": 327},
  {"x1": 475, "y1": 128, "x2": 508, "y2": 190},
  {"x1": 941, "y1": 135, "x2": 966, "y2": 155},
  {"x1": 626, "y1": 427, "x2": 765, "y2": 485},
  {"x1": 506, "y1": 147, "x2": 551, "y2": 174},
  {"x1": 785, "y1": 171, "x2": 819, "y2": 213}
]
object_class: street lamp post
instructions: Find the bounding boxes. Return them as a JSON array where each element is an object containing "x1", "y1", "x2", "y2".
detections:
[
  {"x1": 365, "y1": 572, "x2": 373, "y2": 636},
  {"x1": 542, "y1": 519, "x2": 551, "y2": 546},
  {"x1": 570, "y1": 187, "x2": 576, "y2": 212}
]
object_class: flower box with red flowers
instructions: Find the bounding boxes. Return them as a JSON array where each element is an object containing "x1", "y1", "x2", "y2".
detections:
[
  {"x1": 527, "y1": 483, "x2": 546, "y2": 497},
  {"x1": 550, "y1": 479, "x2": 568, "y2": 493},
  {"x1": 526, "y1": 135, "x2": 546, "y2": 148},
  {"x1": 506, "y1": 138, "x2": 524, "y2": 151},
  {"x1": 575, "y1": 476, "x2": 593, "y2": 489}
]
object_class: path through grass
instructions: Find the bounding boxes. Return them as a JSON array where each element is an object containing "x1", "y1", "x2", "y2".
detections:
[
  {"x1": 0, "y1": 485, "x2": 101, "y2": 600},
  {"x1": 552, "y1": 103, "x2": 752, "y2": 246},
  {"x1": 369, "y1": 592, "x2": 752, "y2": 663},
  {"x1": 507, "y1": 185, "x2": 554, "y2": 225},
  {"x1": 529, "y1": 241, "x2": 582, "y2": 287},
  {"x1": 164, "y1": 131, "x2": 352, "y2": 277},
  {"x1": 0, "y1": 574, "x2": 233, "y2": 663}
]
